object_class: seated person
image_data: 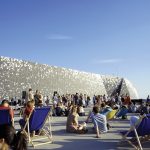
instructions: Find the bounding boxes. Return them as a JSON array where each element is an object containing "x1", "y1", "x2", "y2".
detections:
[
  {"x1": 128, "y1": 101, "x2": 137, "y2": 113},
  {"x1": 77, "y1": 105, "x2": 85, "y2": 116},
  {"x1": 0, "y1": 100, "x2": 14, "y2": 126},
  {"x1": 0, "y1": 124, "x2": 27, "y2": 150},
  {"x1": 19, "y1": 100, "x2": 45, "y2": 136},
  {"x1": 66, "y1": 106, "x2": 87, "y2": 134},
  {"x1": 23, "y1": 100, "x2": 35, "y2": 119},
  {"x1": 115, "y1": 105, "x2": 128, "y2": 119},
  {"x1": 45, "y1": 96, "x2": 50, "y2": 106},
  {"x1": 130, "y1": 107, "x2": 149, "y2": 127},
  {"x1": 100, "y1": 103, "x2": 112, "y2": 115},
  {"x1": 65, "y1": 104, "x2": 73, "y2": 116},
  {"x1": 86, "y1": 105, "x2": 108, "y2": 138},
  {"x1": 55, "y1": 102, "x2": 65, "y2": 116},
  {"x1": 140, "y1": 103, "x2": 150, "y2": 115},
  {"x1": 19, "y1": 100, "x2": 35, "y2": 128}
]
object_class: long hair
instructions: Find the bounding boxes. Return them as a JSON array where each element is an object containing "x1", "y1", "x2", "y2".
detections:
[
  {"x1": 71, "y1": 105, "x2": 77, "y2": 114},
  {"x1": 0, "y1": 124, "x2": 15, "y2": 146},
  {"x1": 0, "y1": 124, "x2": 27, "y2": 150},
  {"x1": 13, "y1": 131, "x2": 27, "y2": 150}
]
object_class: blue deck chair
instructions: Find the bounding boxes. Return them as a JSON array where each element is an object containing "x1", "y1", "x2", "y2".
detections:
[
  {"x1": 116, "y1": 107, "x2": 128, "y2": 118},
  {"x1": 121, "y1": 114, "x2": 150, "y2": 150},
  {"x1": 0, "y1": 109, "x2": 14, "y2": 126},
  {"x1": 20, "y1": 106, "x2": 52, "y2": 147}
]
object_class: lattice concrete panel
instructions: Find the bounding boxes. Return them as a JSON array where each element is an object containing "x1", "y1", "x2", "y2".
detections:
[{"x1": 0, "y1": 56, "x2": 138, "y2": 99}]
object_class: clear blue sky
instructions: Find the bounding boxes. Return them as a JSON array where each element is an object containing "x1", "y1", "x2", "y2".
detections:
[{"x1": 0, "y1": 0, "x2": 150, "y2": 98}]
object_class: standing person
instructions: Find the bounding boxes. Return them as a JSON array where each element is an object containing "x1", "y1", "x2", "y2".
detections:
[
  {"x1": 34, "y1": 90, "x2": 40, "y2": 106},
  {"x1": 86, "y1": 105, "x2": 108, "y2": 138},
  {"x1": 78, "y1": 95, "x2": 83, "y2": 106},
  {"x1": 28, "y1": 88, "x2": 34, "y2": 101},
  {"x1": 93, "y1": 95, "x2": 96, "y2": 105},
  {"x1": 37, "y1": 92, "x2": 43, "y2": 107},
  {"x1": 82, "y1": 94, "x2": 86, "y2": 107},
  {"x1": 147, "y1": 95, "x2": 150, "y2": 104},
  {"x1": 87, "y1": 96, "x2": 92, "y2": 107},
  {"x1": 26, "y1": 88, "x2": 34, "y2": 103},
  {"x1": 0, "y1": 96, "x2": 2, "y2": 104},
  {"x1": 45, "y1": 96, "x2": 50, "y2": 106},
  {"x1": 74, "y1": 93, "x2": 79, "y2": 105},
  {"x1": 53, "y1": 92, "x2": 59, "y2": 107},
  {"x1": 103, "y1": 94, "x2": 107, "y2": 102}
]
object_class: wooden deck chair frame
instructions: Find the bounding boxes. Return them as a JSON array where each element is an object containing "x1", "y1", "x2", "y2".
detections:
[
  {"x1": 121, "y1": 115, "x2": 150, "y2": 150},
  {"x1": 0, "y1": 109, "x2": 14, "y2": 126},
  {"x1": 22, "y1": 107, "x2": 52, "y2": 147}
]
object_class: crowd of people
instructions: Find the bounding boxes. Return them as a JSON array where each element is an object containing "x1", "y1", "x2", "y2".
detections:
[{"x1": 0, "y1": 89, "x2": 150, "y2": 149}]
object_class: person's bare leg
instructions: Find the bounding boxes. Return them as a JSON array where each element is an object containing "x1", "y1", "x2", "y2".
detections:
[{"x1": 95, "y1": 126, "x2": 100, "y2": 138}]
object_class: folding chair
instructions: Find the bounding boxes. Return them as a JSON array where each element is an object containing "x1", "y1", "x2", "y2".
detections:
[
  {"x1": 106, "y1": 109, "x2": 118, "y2": 129},
  {"x1": 121, "y1": 114, "x2": 150, "y2": 150},
  {"x1": 20, "y1": 106, "x2": 52, "y2": 147},
  {"x1": 106, "y1": 109, "x2": 117, "y2": 120},
  {"x1": 0, "y1": 109, "x2": 14, "y2": 126}
]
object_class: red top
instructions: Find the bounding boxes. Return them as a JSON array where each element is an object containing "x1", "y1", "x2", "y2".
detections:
[
  {"x1": 123, "y1": 96, "x2": 131, "y2": 105},
  {"x1": 24, "y1": 106, "x2": 34, "y2": 117}
]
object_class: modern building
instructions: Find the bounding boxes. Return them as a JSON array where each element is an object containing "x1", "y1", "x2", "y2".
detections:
[{"x1": 0, "y1": 56, "x2": 138, "y2": 99}]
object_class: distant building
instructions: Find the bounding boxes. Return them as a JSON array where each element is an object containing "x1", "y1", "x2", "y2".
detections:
[{"x1": 0, "y1": 56, "x2": 138, "y2": 99}]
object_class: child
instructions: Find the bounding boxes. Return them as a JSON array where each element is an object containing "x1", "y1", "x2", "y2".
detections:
[
  {"x1": 19, "y1": 100, "x2": 35, "y2": 129},
  {"x1": 23, "y1": 100, "x2": 35, "y2": 119}
]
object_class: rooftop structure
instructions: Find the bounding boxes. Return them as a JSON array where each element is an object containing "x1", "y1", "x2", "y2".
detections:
[{"x1": 0, "y1": 56, "x2": 138, "y2": 99}]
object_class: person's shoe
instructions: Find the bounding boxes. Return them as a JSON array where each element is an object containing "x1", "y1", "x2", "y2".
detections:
[
  {"x1": 107, "y1": 123, "x2": 111, "y2": 130},
  {"x1": 95, "y1": 135, "x2": 101, "y2": 138}
]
